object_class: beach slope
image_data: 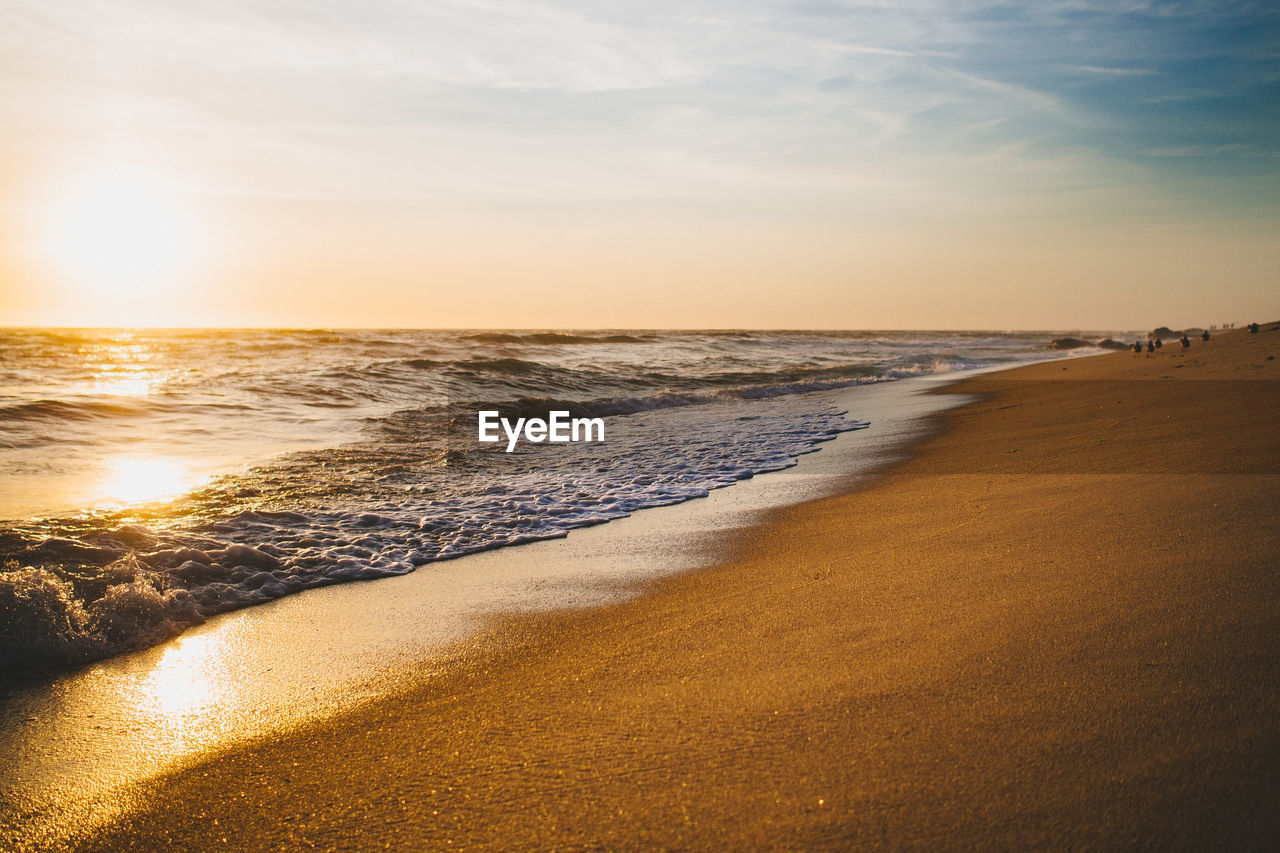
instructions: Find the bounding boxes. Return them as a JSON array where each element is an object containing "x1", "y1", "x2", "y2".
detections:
[{"x1": 80, "y1": 326, "x2": 1280, "y2": 850}]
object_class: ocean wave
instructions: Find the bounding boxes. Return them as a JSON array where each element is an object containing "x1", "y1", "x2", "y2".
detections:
[
  {"x1": 0, "y1": 328, "x2": 1075, "y2": 677},
  {"x1": 450, "y1": 357, "x2": 556, "y2": 377},
  {"x1": 351, "y1": 356, "x2": 570, "y2": 384},
  {"x1": 354, "y1": 356, "x2": 949, "y2": 402},
  {"x1": 282, "y1": 349, "x2": 1007, "y2": 424},
  {"x1": 884, "y1": 356, "x2": 978, "y2": 377},
  {"x1": 462, "y1": 332, "x2": 652, "y2": 345},
  {"x1": 454, "y1": 384, "x2": 856, "y2": 422},
  {"x1": 0, "y1": 397, "x2": 867, "y2": 678},
  {"x1": 0, "y1": 398, "x2": 165, "y2": 423},
  {"x1": 0, "y1": 555, "x2": 205, "y2": 674},
  {"x1": 698, "y1": 362, "x2": 879, "y2": 387},
  {"x1": 439, "y1": 358, "x2": 967, "y2": 422}
]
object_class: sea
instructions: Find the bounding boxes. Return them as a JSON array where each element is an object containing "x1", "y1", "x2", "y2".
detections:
[{"x1": 0, "y1": 328, "x2": 1119, "y2": 676}]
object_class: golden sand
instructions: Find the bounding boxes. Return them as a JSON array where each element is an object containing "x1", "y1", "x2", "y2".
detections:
[{"x1": 81, "y1": 325, "x2": 1280, "y2": 850}]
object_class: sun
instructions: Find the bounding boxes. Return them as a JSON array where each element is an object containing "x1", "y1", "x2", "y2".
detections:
[{"x1": 38, "y1": 165, "x2": 205, "y2": 305}]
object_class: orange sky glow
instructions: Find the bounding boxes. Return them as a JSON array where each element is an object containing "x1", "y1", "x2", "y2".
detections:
[{"x1": 1, "y1": 2, "x2": 1276, "y2": 330}]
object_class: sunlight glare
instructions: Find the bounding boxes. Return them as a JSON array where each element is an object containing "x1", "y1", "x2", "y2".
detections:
[
  {"x1": 81, "y1": 336, "x2": 168, "y2": 397},
  {"x1": 99, "y1": 455, "x2": 191, "y2": 506},
  {"x1": 38, "y1": 165, "x2": 205, "y2": 303},
  {"x1": 143, "y1": 630, "x2": 232, "y2": 720}
]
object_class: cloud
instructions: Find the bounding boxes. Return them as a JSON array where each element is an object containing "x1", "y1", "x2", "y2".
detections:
[
  {"x1": 0, "y1": 0, "x2": 1276, "y2": 219},
  {"x1": 1063, "y1": 65, "x2": 1159, "y2": 76}
]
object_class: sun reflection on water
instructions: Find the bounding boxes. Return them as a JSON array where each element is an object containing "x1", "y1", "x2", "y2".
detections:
[
  {"x1": 89, "y1": 374, "x2": 158, "y2": 397},
  {"x1": 100, "y1": 456, "x2": 191, "y2": 506},
  {"x1": 80, "y1": 337, "x2": 169, "y2": 397}
]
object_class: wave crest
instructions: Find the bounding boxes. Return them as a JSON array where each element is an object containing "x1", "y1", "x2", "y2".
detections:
[
  {"x1": 0, "y1": 555, "x2": 205, "y2": 676},
  {"x1": 462, "y1": 332, "x2": 650, "y2": 345}
]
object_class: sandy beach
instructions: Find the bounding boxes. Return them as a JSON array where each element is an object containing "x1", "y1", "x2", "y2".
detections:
[
  {"x1": 5, "y1": 2, "x2": 1276, "y2": 849},
  {"x1": 73, "y1": 325, "x2": 1280, "y2": 850}
]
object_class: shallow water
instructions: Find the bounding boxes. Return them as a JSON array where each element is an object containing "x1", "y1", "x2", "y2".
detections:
[{"x1": 0, "y1": 329, "x2": 1119, "y2": 674}]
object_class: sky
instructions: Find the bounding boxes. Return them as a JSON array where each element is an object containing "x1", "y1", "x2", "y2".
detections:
[{"x1": 0, "y1": 0, "x2": 1277, "y2": 329}]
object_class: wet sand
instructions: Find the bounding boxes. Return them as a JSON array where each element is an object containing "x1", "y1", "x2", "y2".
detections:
[{"x1": 79, "y1": 325, "x2": 1280, "y2": 850}]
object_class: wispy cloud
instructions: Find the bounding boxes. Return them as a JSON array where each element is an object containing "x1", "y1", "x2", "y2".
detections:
[
  {"x1": 1062, "y1": 64, "x2": 1159, "y2": 76},
  {"x1": 1, "y1": 0, "x2": 1277, "y2": 216}
]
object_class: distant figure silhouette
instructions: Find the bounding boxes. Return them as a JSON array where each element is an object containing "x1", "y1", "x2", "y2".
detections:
[
  {"x1": 1133, "y1": 341, "x2": 1143, "y2": 353},
  {"x1": 1202, "y1": 330, "x2": 1210, "y2": 341},
  {"x1": 1249, "y1": 322, "x2": 1260, "y2": 334},
  {"x1": 1155, "y1": 338, "x2": 1162, "y2": 349},
  {"x1": 1146, "y1": 340, "x2": 1155, "y2": 352},
  {"x1": 1180, "y1": 335, "x2": 1191, "y2": 349}
]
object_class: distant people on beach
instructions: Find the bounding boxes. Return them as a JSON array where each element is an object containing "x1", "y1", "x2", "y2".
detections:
[
  {"x1": 1133, "y1": 341, "x2": 1143, "y2": 353},
  {"x1": 1146, "y1": 340, "x2": 1155, "y2": 352},
  {"x1": 1249, "y1": 322, "x2": 1260, "y2": 334},
  {"x1": 1155, "y1": 338, "x2": 1162, "y2": 349},
  {"x1": 1201, "y1": 330, "x2": 1210, "y2": 342},
  {"x1": 1180, "y1": 335, "x2": 1191, "y2": 349}
]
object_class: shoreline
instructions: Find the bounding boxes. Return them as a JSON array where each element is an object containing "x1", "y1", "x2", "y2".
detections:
[
  {"x1": 18, "y1": 327, "x2": 1280, "y2": 848},
  {"x1": 1, "y1": 366, "x2": 985, "y2": 846}
]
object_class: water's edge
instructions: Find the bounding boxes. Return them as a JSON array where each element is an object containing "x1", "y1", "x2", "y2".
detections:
[
  {"x1": 0, "y1": 363, "x2": 1043, "y2": 848},
  {"x1": 5, "y1": 329, "x2": 1100, "y2": 677}
]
